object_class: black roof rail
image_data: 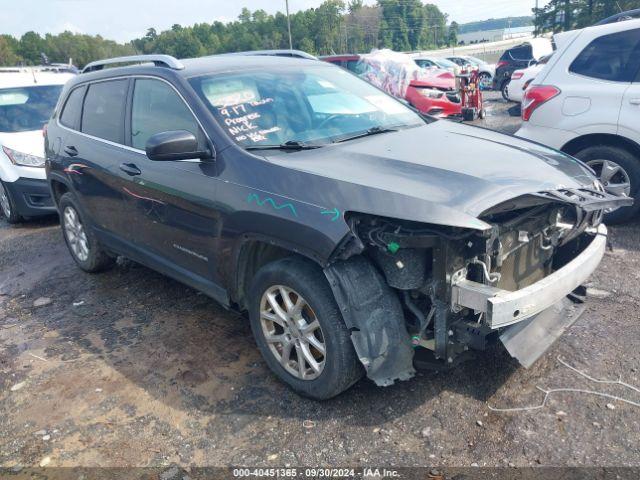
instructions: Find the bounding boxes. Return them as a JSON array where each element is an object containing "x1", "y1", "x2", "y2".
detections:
[
  {"x1": 594, "y1": 8, "x2": 640, "y2": 26},
  {"x1": 82, "y1": 55, "x2": 184, "y2": 74}
]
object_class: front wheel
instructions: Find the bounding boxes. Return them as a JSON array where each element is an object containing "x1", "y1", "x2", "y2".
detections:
[
  {"x1": 478, "y1": 72, "x2": 492, "y2": 90},
  {"x1": 575, "y1": 145, "x2": 640, "y2": 224},
  {"x1": 0, "y1": 180, "x2": 23, "y2": 224},
  {"x1": 248, "y1": 257, "x2": 363, "y2": 400}
]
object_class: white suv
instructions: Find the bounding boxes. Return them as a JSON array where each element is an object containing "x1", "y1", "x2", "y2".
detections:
[
  {"x1": 516, "y1": 18, "x2": 640, "y2": 223},
  {"x1": 0, "y1": 68, "x2": 74, "y2": 223}
]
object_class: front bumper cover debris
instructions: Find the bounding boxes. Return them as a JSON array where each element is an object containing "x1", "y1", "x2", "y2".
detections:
[{"x1": 325, "y1": 256, "x2": 416, "y2": 386}]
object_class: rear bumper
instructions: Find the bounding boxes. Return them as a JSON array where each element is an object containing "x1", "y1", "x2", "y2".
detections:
[
  {"x1": 451, "y1": 225, "x2": 607, "y2": 329},
  {"x1": 3, "y1": 177, "x2": 56, "y2": 217}
]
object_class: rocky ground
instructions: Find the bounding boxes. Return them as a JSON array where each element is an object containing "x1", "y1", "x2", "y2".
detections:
[{"x1": 0, "y1": 93, "x2": 639, "y2": 471}]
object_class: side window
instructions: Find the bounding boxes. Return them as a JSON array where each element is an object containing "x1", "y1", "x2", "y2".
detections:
[
  {"x1": 131, "y1": 79, "x2": 201, "y2": 150},
  {"x1": 570, "y1": 29, "x2": 640, "y2": 82},
  {"x1": 509, "y1": 45, "x2": 532, "y2": 61},
  {"x1": 81, "y1": 79, "x2": 128, "y2": 143},
  {"x1": 59, "y1": 86, "x2": 86, "y2": 130}
]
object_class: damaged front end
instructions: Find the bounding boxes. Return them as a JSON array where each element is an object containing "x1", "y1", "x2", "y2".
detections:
[{"x1": 325, "y1": 187, "x2": 632, "y2": 386}]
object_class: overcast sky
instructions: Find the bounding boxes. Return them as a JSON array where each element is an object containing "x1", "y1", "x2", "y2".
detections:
[{"x1": 1, "y1": 0, "x2": 537, "y2": 43}]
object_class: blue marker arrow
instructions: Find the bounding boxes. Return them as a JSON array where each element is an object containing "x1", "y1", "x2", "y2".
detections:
[{"x1": 321, "y1": 207, "x2": 341, "y2": 222}]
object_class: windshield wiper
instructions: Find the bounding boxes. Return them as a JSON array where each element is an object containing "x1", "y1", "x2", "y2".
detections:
[
  {"x1": 333, "y1": 126, "x2": 399, "y2": 144},
  {"x1": 245, "y1": 140, "x2": 322, "y2": 151}
]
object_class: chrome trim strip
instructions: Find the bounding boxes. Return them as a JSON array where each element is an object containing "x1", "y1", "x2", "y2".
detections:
[{"x1": 451, "y1": 224, "x2": 607, "y2": 329}]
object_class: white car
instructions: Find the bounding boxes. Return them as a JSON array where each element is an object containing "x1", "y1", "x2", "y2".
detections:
[
  {"x1": 516, "y1": 18, "x2": 640, "y2": 223},
  {"x1": 446, "y1": 55, "x2": 496, "y2": 89},
  {"x1": 413, "y1": 56, "x2": 461, "y2": 76},
  {"x1": 507, "y1": 54, "x2": 553, "y2": 103},
  {"x1": 0, "y1": 68, "x2": 74, "y2": 223}
]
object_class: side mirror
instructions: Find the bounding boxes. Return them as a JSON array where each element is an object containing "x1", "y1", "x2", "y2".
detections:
[{"x1": 145, "y1": 130, "x2": 212, "y2": 162}]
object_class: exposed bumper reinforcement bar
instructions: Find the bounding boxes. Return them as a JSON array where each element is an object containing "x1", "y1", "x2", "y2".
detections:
[{"x1": 451, "y1": 224, "x2": 607, "y2": 329}]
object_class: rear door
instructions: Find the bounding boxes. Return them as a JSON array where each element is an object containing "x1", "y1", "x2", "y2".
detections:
[
  {"x1": 564, "y1": 28, "x2": 640, "y2": 133},
  {"x1": 616, "y1": 29, "x2": 640, "y2": 145},
  {"x1": 63, "y1": 78, "x2": 134, "y2": 237}
]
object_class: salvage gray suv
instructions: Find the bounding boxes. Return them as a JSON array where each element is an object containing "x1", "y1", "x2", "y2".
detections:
[{"x1": 45, "y1": 54, "x2": 632, "y2": 399}]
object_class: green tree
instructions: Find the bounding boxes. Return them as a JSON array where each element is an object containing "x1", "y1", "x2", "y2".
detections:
[
  {"x1": 448, "y1": 21, "x2": 459, "y2": 46},
  {"x1": 0, "y1": 35, "x2": 21, "y2": 65}
]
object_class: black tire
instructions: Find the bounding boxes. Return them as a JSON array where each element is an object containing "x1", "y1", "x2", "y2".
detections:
[
  {"x1": 0, "y1": 180, "x2": 23, "y2": 224},
  {"x1": 248, "y1": 257, "x2": 363, "y2": 400},
  {"x1": 501, "y1": 80, "x2": 510, "y2": 102},
  {"x1": 574, "y1": 145, "x2": 640, "y2": 224},
  {"x1": 478, "y1": 72, "x2": 492, "y2": 90},
  {"x1": 58, "y1": 192, "x2": 114, "y2": 272},
  {"x1": 462, "y1": 108, "x2": 476, "y2": 122}
]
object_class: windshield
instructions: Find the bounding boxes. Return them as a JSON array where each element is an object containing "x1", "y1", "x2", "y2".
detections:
[
  {"x1": 189, "y1": 64, "x2": 423, "y2": 148},
  {"x1": 0, "y1": 85, "x2": 62, "y2": 133}
]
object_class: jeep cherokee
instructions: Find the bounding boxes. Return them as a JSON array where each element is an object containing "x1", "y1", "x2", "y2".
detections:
[{"x1": 45, "y1": 54, "x2": 632, "y2": 399}]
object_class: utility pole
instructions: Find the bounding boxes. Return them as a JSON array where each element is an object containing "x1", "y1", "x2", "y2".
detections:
[
  {"x1": 285, "y1": 0, "x2": 293, "y2": 51},
  {"x1": 535, "y1": 0, "x2": 539, "y2": 37}
]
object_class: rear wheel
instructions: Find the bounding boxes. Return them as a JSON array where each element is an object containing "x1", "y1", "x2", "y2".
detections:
[
  {"x1": 0, "y1": 180, "x2": 23, "y2": 224},
  {"x1": 575, "y1": 145, "x2": 640, "y2": 224},
  {"x1": 501, "y1": 80, "x2": 510, "y2": 101},
  {"x1": 59, "y1": 192, "x2": 114, "y2": 272},
  {"x1": 248, "y1": 257, "x2": 363, "y2": 400},
  {"x1": 478, "y1": 72, "x2": 492, "y2": 90}
]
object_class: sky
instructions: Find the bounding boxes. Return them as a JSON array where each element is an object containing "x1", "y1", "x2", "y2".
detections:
[{"x1": 1, "y1": 0, "x2": 537, "y2": 43}]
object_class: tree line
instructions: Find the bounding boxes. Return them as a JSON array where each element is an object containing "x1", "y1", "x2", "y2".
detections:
[
  {"x1": 0, "y1": 0, "x2": 453, "y2": 67},
  {"x1": 534, "y1": 0, "x2": 639, "y2": 33},
  {"x1": 0, "y1": 0, "x2": 636, "y2": 68}
]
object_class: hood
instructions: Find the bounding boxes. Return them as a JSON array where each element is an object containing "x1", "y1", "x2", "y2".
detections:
[
  {"x1": 267, "y1": 121, "x2": 596, "y2": 230},
  {"x1": 0, "y1": 130, "x2": 45, "y2": 158}
]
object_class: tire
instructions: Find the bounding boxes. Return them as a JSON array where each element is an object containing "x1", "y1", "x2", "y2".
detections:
[
  {"x1": 462, "y1": 108, "x2": 476, "y2": 122},
  {"x1": 0, "y1": 180, "x2": 23, "y2": 224},
  {"x1": 478, "y1": 72, "x2": 492, "y2": 90},
  {"x1": 501, "y1": 80, "x2": 510, "y2": 102},
  {"x1": 574, "y1": 145, "x2": 640, "y2": 224},
  {"x1": 248, "y1": 257, "x2": 363, "y2": 400},
  {"x1": 58, "y1": 192, "x2": 114, "y2": 272}
]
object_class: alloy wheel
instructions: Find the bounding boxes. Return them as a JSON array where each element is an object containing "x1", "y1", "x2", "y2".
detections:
[
  {"x1": 63, "y1": 206, "x2": 90, "y2": 262},
  {"x1": 587, "y1": 159, "x2": 632, "y2": 197},
  {"x1": 259, "y1": 285, "x2": 326, "y2": 380},
  {"x1": 478, "y1": 73, "x2": 492, "y2": 90},
  {"x1": 0, "y1": 182, "x2": 11, "y2": 218}
]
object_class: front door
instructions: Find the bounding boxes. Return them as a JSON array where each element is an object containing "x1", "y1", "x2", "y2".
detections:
[{"x1": 121, "y1": 77, "x2": 222, "y2": 284}]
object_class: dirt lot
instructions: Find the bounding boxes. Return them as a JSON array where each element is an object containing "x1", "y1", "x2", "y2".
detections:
[{"x1": 1, "y1": 94, "x2": 639, "y2": 470}]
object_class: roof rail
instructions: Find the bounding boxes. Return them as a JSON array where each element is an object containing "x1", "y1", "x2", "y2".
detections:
[
  {"x1": 82, "y1": 55, "x2": 184, "y2": 73},
  {"x1": 594, "y1": 8, "x2": 640, "y2": 25}
]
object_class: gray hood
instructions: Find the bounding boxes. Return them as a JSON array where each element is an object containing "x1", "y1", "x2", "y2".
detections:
[{"x1": 264, "y1": 121, "x2": 597, "y2": 230}]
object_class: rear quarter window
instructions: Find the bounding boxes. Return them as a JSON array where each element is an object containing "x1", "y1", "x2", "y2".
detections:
[
  {"x1": 59, "y1": 86, "x2": 86, "y2": 130},
  {"x1": 570, "y1": 28, "x2": 640, "y2": 82},
  {"x1": 81, "y1": 79, "x2": 128, "y2": 143}
]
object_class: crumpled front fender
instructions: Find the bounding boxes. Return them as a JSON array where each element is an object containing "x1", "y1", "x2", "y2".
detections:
[{"x1": 324, "y1": 256, "x2": 416, "y2": 386}]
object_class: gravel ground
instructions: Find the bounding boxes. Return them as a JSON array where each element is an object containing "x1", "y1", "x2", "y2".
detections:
[{"x1": 1, "y1": 93, "x2": 639, "y2": 470}]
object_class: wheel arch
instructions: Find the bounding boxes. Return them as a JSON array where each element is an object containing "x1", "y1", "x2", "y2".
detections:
[
  {"x1": 48, "y1": 173, "x2": 72, "y2": 208},
  {"x1": 232, "y1": 235, "x2": 326, "y2": 311},
  {"x1": 561, "y1": 133, "x2": 640, "y2": 159}
]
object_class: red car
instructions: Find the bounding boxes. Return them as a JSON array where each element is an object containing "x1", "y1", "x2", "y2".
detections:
[{"x1": 321, "y1": 53, "x2": 461, "y2": 118}]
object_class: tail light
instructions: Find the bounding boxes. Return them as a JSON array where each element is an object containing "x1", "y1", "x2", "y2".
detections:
[
  {"x1": 496, "y1": 60, "x2": 509, "y2": 69},
  {"x1": 522, "y1": 85, "x2": 560, "y2": 122},
  {"x1": 511, "y1": 71, "x2": 524, "y2": 80}
]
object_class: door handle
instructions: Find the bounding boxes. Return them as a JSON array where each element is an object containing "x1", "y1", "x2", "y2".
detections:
[
  {"x1": 629, "y1": 98, "x2": 640, "y2": 106},
  {"x1": 119, "y1": 163, "x2": 141, "y2": 176},
  {"x1": 64, "y1": 145, "x2": 78, "y2": 157}
]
